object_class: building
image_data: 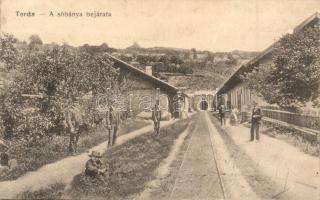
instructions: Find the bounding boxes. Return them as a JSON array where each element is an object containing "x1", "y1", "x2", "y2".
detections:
[
  {"x1": 106, "y1": 54, "x2": 189, "y2": 116},
  {"x1": 215, "y1": 13, "x2": 320, "y2": 115}
]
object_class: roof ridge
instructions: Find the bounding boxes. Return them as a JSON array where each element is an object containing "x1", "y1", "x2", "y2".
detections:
[
  {"x1": 105, "y1": 53, "x2": 180, "y2": 92},
  {"x1": 216, "y1": 12, "x2": 320, "y2": 95},
  {"x1": 293, "y1": 12, "x2": 320, "y2": 33}
]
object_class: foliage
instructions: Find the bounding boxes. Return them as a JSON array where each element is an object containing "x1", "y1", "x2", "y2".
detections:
[
  {"x1": 0, "y1": 128, "x2": 106, "y2": 181},
  {"x1": 28, "y1": 34, "x2": 43, "y2": 50},
  {"x1": 242, "y1": 26, "x2": 320, "y2": 110},
  {"x1": 0, "y1": 34, "x2": 126, "y2": 141},
  {"x1": 79, "y1": 43, "x2": 116, "y2": 55},
  {"x1": 0, "y1": 33, "x2": 19, "y2": 71}
]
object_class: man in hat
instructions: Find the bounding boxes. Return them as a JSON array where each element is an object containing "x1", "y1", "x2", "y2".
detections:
[
  {"x1": 66, "y1": 98, "x2": 85, "y2": 154},
  {"x1": 251, "y1": 101, "x2": 262, "y2": 141},
  {"x1": 85, "y1": 151, "x2": 107, "y2": 180},
  {"x1": 152, "y1": 100, "x2": 161, "y2": 135},
  {"x1": 106, "y1": 105, "x2": 120, "y2": 146},
  {"x1": 218, "y1": 104, "x2": 226, "y2": 126}
]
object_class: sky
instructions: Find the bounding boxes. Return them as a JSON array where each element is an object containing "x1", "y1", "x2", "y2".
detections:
[{"x1": 1, "y1": 0, "x2": 320, "y2": 52}]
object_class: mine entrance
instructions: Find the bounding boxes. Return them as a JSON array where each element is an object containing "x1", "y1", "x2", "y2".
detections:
[{"x1": 199, "y1": 100, "x2": 208, "y2": 111}]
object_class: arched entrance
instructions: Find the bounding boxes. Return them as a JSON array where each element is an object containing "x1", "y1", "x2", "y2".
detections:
[{"x1": 199, "y1": 100, "x2": 208, "y2": 111}]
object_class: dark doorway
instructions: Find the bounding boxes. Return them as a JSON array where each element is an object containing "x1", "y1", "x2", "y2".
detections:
[{"x1": 199, "y1": 100, "x2": 208, "y2": 111}]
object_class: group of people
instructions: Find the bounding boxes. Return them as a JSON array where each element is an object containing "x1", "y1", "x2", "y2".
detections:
[
  {"x1": 0, "y1": 98, "x2": 161, "y2": 181},
  {"x1": 65, "y1": 100, "x2": 120, "y2": 155},
  {"x1": 83, "y1": 101, "x2": 162, "y2": 181},
  {"x1": 218, "y1": 101, "x2": 262, "y2": 141},
  {"x1": 65, "y1": 99, "x2": 121, "y2": 181}
]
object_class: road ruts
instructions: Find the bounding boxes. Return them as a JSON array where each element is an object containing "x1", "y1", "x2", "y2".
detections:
[{"x1": 169, "y1": 112, "x2": 227, "y2": 200}]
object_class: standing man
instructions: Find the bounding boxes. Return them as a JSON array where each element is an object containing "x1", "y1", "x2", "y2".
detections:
[
  {"x1": 0, "y1": 140, "x2": 9, "y2": 172},
  {"x1": 106, "y1": 105, "x2": 120, "y2": 146},
  {"x1": 66, "y1": 99, "x2": 85, "y2": 155},
  {"x1": 251, "y1": 101, "x2": 262, "y2": 141},
  {"x1": 152, "y1": 100, "x2": 161, "y2": 135},
  {"x1": 218, "y1": 104, "x2": 226, "y2": 126}
]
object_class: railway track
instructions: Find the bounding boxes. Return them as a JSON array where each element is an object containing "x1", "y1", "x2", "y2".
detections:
[
  {"x1": 168, "y1": 112, "x2": 228, "y2": 200},
  {"x1": 207, "y1": 112, "x2": 228, "y2": 200}
]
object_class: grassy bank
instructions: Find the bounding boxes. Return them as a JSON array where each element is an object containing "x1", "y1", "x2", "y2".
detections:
[
  {"x1": 146, "y1": 124, "x2": 193, "y2": 199},
  {"x1": 0, "y1": 119, "x2": 150, "y2": 182},
  {"x1": 255, "y1": 122, "x2": 319, "y2": 157},
  {"x1": 18, "y1": 117, "x2": 191, "y2": 199}
]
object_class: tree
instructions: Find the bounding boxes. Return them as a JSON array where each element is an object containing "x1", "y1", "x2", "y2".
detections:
[
  {"x1": 127, "y1": 41, "x2": 141, "y2": 49},
  {"x1": 1, "y1": 37, "x2": 125, "y2": 140},
  {"x1": 242, "y1": 26, "x2": 320, "y2": 110},
  {"x1": 136, "y1": 55, "x2": 149, "y2": 66},
  {"x1": 225, "y1": 54, "x2": 237, "y2": 65},
  {"x1": 169, "y1": 55, "x2": 183, "y2": 65},
  {"x1": 99, "y1": 43, "x2": 110, "y2": 52},
  {"x1": 29, "y1": 34, "x2": 43, "y2": 49},
  {"x1": 0, "y1": 33, "x2": 19, "y2": 70},
  {"x1": 159, "y1": 55, "x2": 169, "y2": 65}
]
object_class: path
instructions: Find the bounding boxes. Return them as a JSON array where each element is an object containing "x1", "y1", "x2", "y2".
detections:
[
  {"x1": 169, "y1": 112, "x2": 259, "y2": 200},
  {"x1": 168, "y1": 112, "x2": 318, "y2": 200},
  {"x1": 0, "y1": 119, "x2": 179, "y2": 199},
  {"x1": 224, "y1": 122, "x2": 319, "y2": 200},
  {"x1": 138, "y1": 121, "x2": 193, "y2": 200}
]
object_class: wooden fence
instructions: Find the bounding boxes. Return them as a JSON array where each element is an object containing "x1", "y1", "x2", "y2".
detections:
[{"x1": 261, "y1": 109, "x2": 320, "y2": 131}]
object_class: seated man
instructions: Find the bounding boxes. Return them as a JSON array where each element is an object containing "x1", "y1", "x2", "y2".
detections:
[{"x1": 85, "y1": 151, "x2": 107, "y2": 181}]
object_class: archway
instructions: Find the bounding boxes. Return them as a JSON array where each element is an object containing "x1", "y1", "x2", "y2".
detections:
[{"x1": 199, "y1": 100, "x2": 209, "y2": 111}]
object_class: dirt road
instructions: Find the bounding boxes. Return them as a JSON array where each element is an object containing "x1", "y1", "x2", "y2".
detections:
[
  {"x1": 147, "y1": 112, "x2": 318, "y2": 200},
  {"x1": 167, "y1": 112, "x2": 259, "y2": 200}
]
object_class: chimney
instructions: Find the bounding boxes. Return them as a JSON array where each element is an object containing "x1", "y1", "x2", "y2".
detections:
[{"x1": 145, "y1": 66, "x2": 152, "y2": 76}]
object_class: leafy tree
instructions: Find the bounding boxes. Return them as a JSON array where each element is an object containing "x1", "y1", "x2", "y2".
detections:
[
  {"x1": 169, "y1": 55, "x2": 183, "y2": 65},
  {"x1": 136, "y1": 55, "x2": 149, "y2": 66},
  {"x1": 0, "y1": 33, "x2": 19, "y2": 70},
  {"x1": 225, "y1": 54, "x2": 237, "y2": 65},
  {"x1": 127, "y1": 41, "x2": 141, "y2": 49},
  {"x1": 29, "y1": 34, "x2": 43, "y2": 50},
  {"x1": 0, "y1": 35, "x2": 125, "y2": 140},
  {"x1": 159, "y1": 55, "x2": 169, "y2": 65},
  {"x1": 242, "y1": 26, "x2": 320, "y2": 110}
]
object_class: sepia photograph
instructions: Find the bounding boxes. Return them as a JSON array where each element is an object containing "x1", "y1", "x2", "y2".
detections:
[{"x1": 0, "y1": 0, "x2": 319, "y2": 199}]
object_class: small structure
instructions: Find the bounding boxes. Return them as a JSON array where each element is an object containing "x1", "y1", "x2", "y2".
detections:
[{"x1": 106, "y1": 54, "x2": 189, "y2": 117}]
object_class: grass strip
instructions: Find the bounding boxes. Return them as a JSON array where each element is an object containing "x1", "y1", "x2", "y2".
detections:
[
  {"x1": 1, "y1": 119, "x2": 149, "y2": 181},
  {"x1": 18, "y1": 118, "x2": 191, "y2": 199}
]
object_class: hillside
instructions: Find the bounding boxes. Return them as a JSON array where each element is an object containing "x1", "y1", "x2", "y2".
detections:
[
  {"x1": 115, "y1": 45, "x2": 258, "y2": 93},
  {"x1": 74, "y1": 43, "x2": 258, "y2": 93}
]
